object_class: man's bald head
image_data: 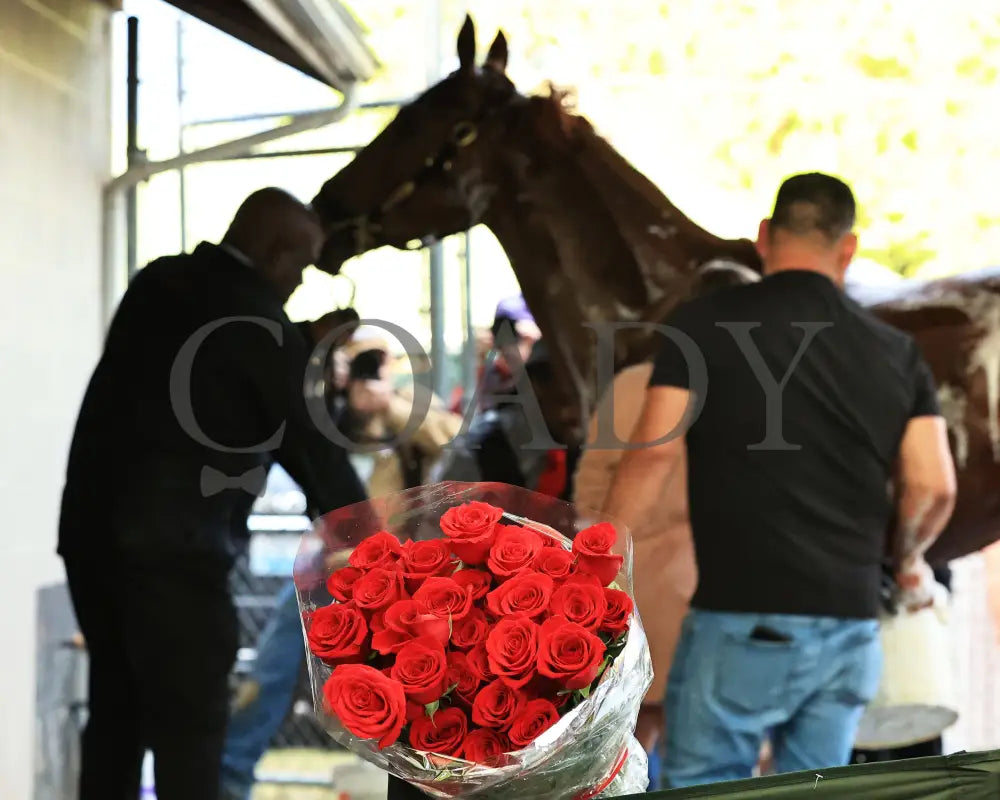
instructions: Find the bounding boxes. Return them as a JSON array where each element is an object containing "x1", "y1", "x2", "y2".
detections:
[{"x1": 222, "y1": 187, "x2": 324, "y2": 303}]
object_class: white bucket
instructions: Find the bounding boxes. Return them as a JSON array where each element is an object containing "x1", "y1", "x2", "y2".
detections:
[{"x1": 854, "y1": 587, "x2": 959, "y2": 749}]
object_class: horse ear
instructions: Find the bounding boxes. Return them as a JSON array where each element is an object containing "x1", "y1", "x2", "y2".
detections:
[
  {"x1": 485, "y1": 30, "x2": 508, "y2": 72},
  {"x1": 457, "y1": 14, "x2": 476, "y2": 72}
]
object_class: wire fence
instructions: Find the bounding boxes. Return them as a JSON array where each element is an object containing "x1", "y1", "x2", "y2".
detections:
[{"x1": 230, "y1": 531, "x2": 336, "y2": 751}]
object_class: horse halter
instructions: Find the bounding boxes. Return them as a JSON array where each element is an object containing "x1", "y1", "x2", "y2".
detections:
[{"x1": 326, "y1": 93, "x2": 511, "y2": 257}]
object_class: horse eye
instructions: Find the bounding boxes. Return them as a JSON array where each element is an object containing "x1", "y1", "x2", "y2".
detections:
[{"x1": 452, "y1": 121, "x2": 478, "y2": 147}]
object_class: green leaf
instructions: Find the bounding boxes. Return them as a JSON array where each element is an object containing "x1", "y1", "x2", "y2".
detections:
[
  {"x1": 452, "y1": 561, "x2": 465, "y2": 574},
  {"x1": 575, "y1": 684, "x2": 591, "y2": 700},
  {"x1": 442, "y1": 682, "x2": 460, "y2": 698},
  {"x1": 448, "y1": 614, "x2": 453, "y2": 637},
  {"x1": 367, "y1": 650, "x2": 379, "y2": 662},
  {"x1": 425, "y1": 700, "x2": 440, "y2": 723}
]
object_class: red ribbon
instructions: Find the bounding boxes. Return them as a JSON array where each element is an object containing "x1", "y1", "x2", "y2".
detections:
[{"x1": 572, "y1": 747, "x2": 629, "y2": 800}]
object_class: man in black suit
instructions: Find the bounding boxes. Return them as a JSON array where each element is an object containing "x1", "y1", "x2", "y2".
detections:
[{"x1": 58, "y1": 188, "x2": 366, "y2": 800}]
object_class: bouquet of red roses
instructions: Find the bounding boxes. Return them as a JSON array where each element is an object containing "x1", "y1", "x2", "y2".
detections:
[{"x1": 294, "y1": 482, "x2": 652, "y2": 799}]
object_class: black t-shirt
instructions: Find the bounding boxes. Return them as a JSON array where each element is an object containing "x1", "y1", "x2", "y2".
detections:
[{"x1": 650, "y1": 270, "x2": 940, "y2": 619}]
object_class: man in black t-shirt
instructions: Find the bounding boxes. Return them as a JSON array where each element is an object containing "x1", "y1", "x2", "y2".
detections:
[{"x1": 603, "y1": 173, "x2": 956, "y2": 788}]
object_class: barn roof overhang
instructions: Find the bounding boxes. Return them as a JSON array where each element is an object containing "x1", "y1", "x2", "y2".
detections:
[{"x1": 164, "y1": 0, "x2": 379, "y2": 90}]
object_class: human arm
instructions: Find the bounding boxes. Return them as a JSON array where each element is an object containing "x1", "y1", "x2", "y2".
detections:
[
  {"x1": 892, "y1": 415, "x2": 956, "y2": 605},
  {"x1": 601, "y1": 323, "x2": 698, "y2": 531},
  {"x1": 891, "y1": 350, "x2": 957, "y2": 607},
  {"x1": 601, "y1": 385, "x2": 690, "y2": 531},
  {"x1": 382, "y1": 385, "x2": 462, "y2": 459},
  {"x1": 243, "y1": 317, "x2": 367, "y2": 516}
]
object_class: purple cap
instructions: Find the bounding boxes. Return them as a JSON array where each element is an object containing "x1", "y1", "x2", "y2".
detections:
[{"x1": 493, "y1": 294, "x2": 534, "y2": 325}]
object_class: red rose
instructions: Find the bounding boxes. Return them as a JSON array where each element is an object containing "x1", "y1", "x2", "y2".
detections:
[
  {"x1": 306, "y1": 602, "x2": 369, "y2": 665},
  {"x1": 405, "y1": 700, "x2": 426, "y2": 723},
  {"x1": 462, "y1": 727, "x2": 510, "y2": 764},
  {"x1": 466, "y1": 642, "x2": 497, "y2": 683},
  {"x1": 326, "y1": 567, "x2": 364, "y2": 602},
  {"x1": 485, "y1": 617, "x2": 539, "y2": 689},
  {"x1": 409, "y1": 706, "x2": 468, "y2": 757},
  {"x1": 390, "y1": 636, "x2": 448, "y2": 705},
  {"x1": 572, "y1": 522, "x2": 624, "y2": 586},
  {"x1": 537, "y1": 616, "x2": 606, "y2": 690},
  {"x1": 539, "y1": 530, "x2": 566, "y2": 547},
  {"x1": 487, "y1": 526, "x2": 544, "y2": 579},
  {"x1": 413, "y1": 577, "x2": 473, "y2": 620},
  {"x1": 453, "y1": 569, "x2": 492, "y2": 601},
  {"x1": 451, "y1": 607, "x2": 490, "y2": 650},
  {"x1": 471, "y1": 678, "x2": 526, "y2": 729},
  {"x1": 353, "y1": 568, "x2": 408, "y2": 614},
  {"x1": 601, "y1": 588, "x2": 634, "y2": 636},
  {"x1": 532, "y1": 548, "x2": 576, "y2": 582},
  {"x1": 507, "y1": 698, "x2": 560, "y2": 749},
  {"x1": 369, "y1": 610, "x2": 387, "y2": 634},
  {"x1": 446, "y1": 650, "x2": 481, "y2": 706},
  {"x1": 322, "y1": 664, "x2": 406, "y2": 749},
  {"x1": 486, "y1": 573, "x2": 553, "y2": 620},
  {"x1": 439, "y1": 501, "x2": 504, "y2": 565},
  {"x1": 549, "y1": 579, "x2": 608, "y2": 632},
  {"x1": 401, "y1": 539, "x2": 456, "y2": 592},
  {"x1": 372, "y1": 599, "x2": 450, "y2": 655},
  {"x1": 349, "y1": 531, "x2": 403, "y2": 571}
]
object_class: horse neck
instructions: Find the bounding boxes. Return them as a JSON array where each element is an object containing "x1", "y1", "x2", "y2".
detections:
[{"x1": 484, "y1": 98, "x2": 760, "y2": 323}]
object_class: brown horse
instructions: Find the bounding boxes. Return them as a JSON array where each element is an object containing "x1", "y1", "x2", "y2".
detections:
[{"x1": 312, "y1": 16, "x2": 1000, "y2": 564}]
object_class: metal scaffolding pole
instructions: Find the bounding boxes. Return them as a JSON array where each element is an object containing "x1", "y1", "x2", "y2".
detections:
[
  {"x1": 426, "y1": 0, "x2": 447, "y2": 399},
  {"x1": 461, "y1": 231, "x2": 476, "y2": 412},
  {"x1": 182, "y1": 98, "x2": 406, "y2": 128},
  {"x1": 176, "y1": 16, "x2": 187, "y2": 252},
  {"x1": 126, "y1": 16, "x2": 140, "y2": 279}
]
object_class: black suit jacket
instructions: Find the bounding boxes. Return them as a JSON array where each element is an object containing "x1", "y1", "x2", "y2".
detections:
[{"x1": 58, "y1": 242, "x2": 366, "y2": 566}]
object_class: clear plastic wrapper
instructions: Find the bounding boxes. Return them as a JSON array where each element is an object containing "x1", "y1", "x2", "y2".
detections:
[{"x1": 294, "y1": 481, "x2": 653, "y2": 799}]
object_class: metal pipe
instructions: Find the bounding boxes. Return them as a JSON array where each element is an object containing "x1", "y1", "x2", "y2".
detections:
[
  {"x1": 176, "y1": 17, "x2": 187, "y2": 252},
  {"x1": 208, "y1": 145, "x2": 363, "y2": 161},
  {"x1": 182, "y1": 98, "x2": 406, "y2": 128},
  {"x1": 461, "y1": 230, "x2": 476, "y2": 412},
  {"x1": 426, "y1": 0, "x2": 447, "y2": 399},
  {"x1": 126, "y1": 15, "x2": 139, "y2": 278},
  {"x1": 428, "y1": 244, "x2": 447, "y2": 398},
  {"x1": 106, "y1": 84, "x2": 358, "y2": 195},
  {"x1": 101, "y1": 85, "x2": 359, "y2": 325}
]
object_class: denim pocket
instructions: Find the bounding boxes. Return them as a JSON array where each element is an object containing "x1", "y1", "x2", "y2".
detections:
[
  {"x1": 833, "y1": 629, "x2": 882, "y2": 706},
  {"x1": 713, "y1": 633, "x2": 796, "y2": 714}
]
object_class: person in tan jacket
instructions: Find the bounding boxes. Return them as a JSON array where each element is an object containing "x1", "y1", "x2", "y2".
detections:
[
  {"x1": 574, "y1": 362, "x2": 696, "y2": 756},
  {"x1": 572, "y1": 261, "x2": 759, "y2": 776},
  {"x1": 341, "y1": 328, "x2": 463, "y2": 497}
]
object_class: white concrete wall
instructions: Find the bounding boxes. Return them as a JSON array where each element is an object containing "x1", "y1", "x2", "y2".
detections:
[{"x1": 0, "y1": 1, "x2": 111, "y2": 796}]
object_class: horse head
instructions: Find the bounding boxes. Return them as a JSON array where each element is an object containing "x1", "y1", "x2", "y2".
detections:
[
  {"x1": 311, "y1": 15, "x2": 763, "y2": 447},
  {"x1": 313, "y1": 15, "x2": 519, "y2": 271}
]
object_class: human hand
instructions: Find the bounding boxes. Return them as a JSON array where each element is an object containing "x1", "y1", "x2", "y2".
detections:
[
  {"x1": 348, "y1": 378, "x2": 392, "y2": 415},
  {"x1": 896, "y1": 556, "x2": 936, "y2": 612},
  {"x1": 311, "y1": 307, "x2": 359, "y2": 348},
  {"x1": 635, "y1": 704, "x2": 663, "y2": 752}
]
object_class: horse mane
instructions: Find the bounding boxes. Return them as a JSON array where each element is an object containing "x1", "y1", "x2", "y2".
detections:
[
  {"x1": 523, "y1": 82, "x2": 762, "y2": 277},
  {"x1": 527, "y1": 82, "x2": 592, "y2": 147}
]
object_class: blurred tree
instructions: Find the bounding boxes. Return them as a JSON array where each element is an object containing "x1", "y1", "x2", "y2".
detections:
[{"x1": 345, "y1": 0, "x2": 1000, "y2": 285}]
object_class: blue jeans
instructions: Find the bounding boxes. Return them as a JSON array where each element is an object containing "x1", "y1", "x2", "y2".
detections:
[
  {"x1": 220, "y1": 581, "x2": 304, "y2": 800},
  {"x1": 662, "y1": 609, "x2": 881, "y2": 789}
]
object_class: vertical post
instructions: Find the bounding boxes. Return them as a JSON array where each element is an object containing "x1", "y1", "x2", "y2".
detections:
[
  {"x1": 426, "y1": 0, "x2": 448, "y2": 399},
  {"x1": 176, "y1": 17, "x2": 188, "y2": 252},
  {"x1": 461, "y1": 230, "x2": 476, "y2": 412},
  {"x1": 126, "y1": 16, "x2": 140, "y2": 278}
]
